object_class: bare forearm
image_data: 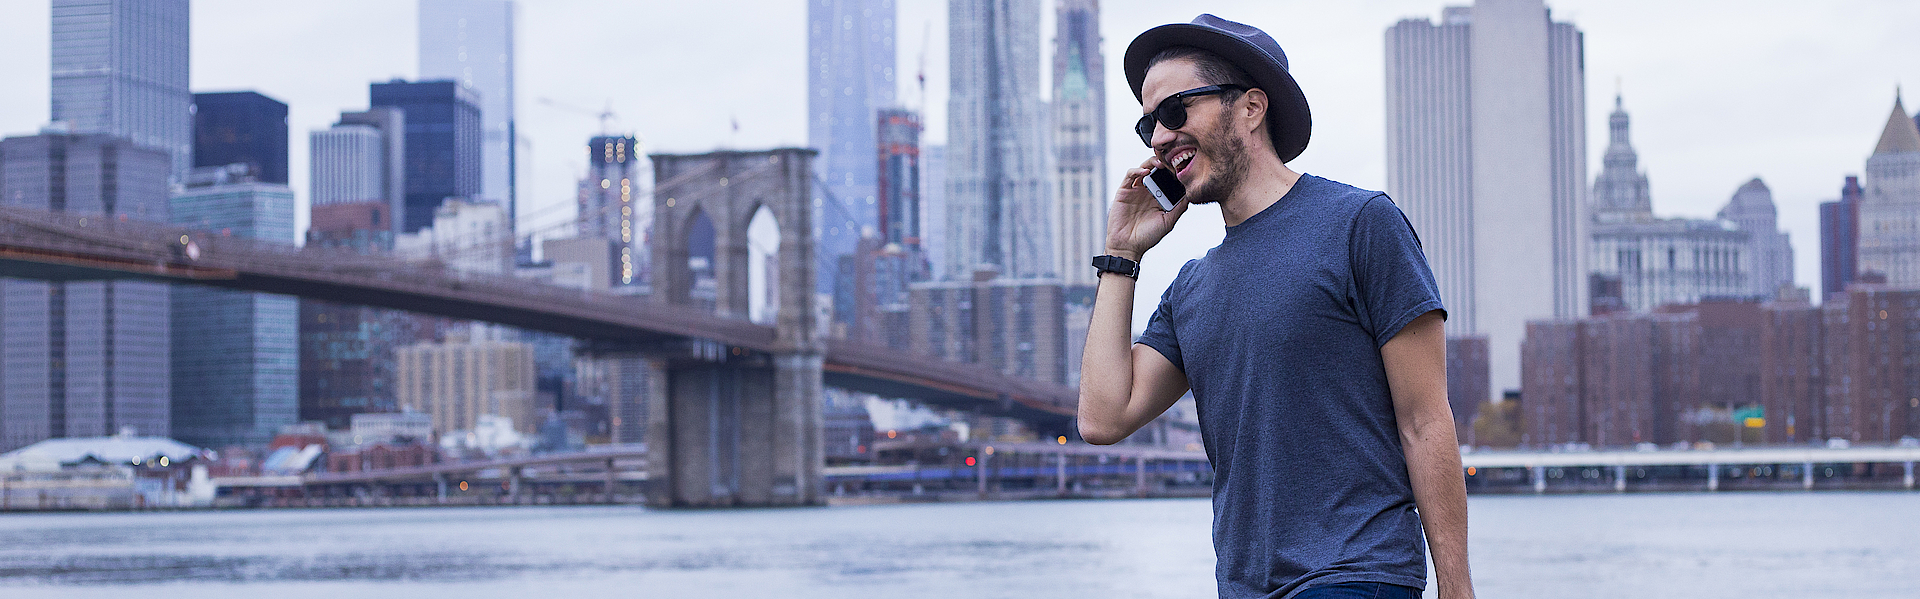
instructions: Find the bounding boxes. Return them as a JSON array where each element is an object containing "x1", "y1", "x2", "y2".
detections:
[
  {"x1": 1405, "y1": 422, "x2": 1473, "y2": 599},
  {"x1": 1077, "y1": 271, "x2": 1138, "y2": 444}
]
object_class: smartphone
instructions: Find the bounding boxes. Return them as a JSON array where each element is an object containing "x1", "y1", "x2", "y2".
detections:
[{"x1": 1143, "y1": 167, "x2": 1185, "y2": 211}]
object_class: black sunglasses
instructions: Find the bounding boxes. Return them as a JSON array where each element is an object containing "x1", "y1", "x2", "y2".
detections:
[{"x1": 1134, "y1": 84, "x2": 1247, "y2": 147}]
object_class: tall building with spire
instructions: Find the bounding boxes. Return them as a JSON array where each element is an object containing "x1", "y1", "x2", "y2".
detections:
[
  {"x1": 1051, "y1": 0, "x2": 1106, "y2": 288},
  {"x1": 1587, "y1": 94, "x2": 1757, "y2": 313},
  {"x1": 1591, "y1": 95, "x2": 1651, "y2": 223},
  {"x1": 946, "y1": 0, "x2": 1054, "y2": 280},
  {"x1": 1858, "y1": 94, "x2": 1920, "y2": 285},
  {"x1": 1385, "y1": 0, "x2": 1587, "y2": 397}
]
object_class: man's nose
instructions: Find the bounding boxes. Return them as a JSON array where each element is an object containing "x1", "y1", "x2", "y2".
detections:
[{"x1": 1150, "y1": 120, "x2": 1179, "y2": 152}]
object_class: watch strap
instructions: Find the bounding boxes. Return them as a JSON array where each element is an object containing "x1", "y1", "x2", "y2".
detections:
[{"x1": 1092, "y1": 254, "x2": 1140, "y2": 279}]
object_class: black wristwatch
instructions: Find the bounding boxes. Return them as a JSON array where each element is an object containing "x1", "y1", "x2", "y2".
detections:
[{"x1": 1092, "y1": 254, "x2": 1140, "y2": 279}]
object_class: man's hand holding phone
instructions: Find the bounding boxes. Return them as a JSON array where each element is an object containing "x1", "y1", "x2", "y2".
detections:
[{"x1": 1106, "y1": 156, "x2": 1191, "y2": 262}]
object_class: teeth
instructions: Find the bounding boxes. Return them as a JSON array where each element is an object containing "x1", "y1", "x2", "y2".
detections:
[{"x1": 1171, "y1": 151, "x2": 1193, "y2": 170}]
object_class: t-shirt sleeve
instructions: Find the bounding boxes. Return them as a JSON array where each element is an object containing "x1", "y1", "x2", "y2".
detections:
[
  {"x1": 1135, "y1": 260, "x2": 1193, "y2": 373},
  {"x1": 1349, "y1": 194, "x2": 1447, "y2": 348}
]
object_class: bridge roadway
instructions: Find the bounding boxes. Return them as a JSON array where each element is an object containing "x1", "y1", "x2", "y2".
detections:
[
  {"x1": 0, "y1": 206, "x2": 1075, "y2": 425},
  {"x1": 1462, "y1": 445, "x2": 1920, "y2": 492},
  {"x1": 213, "y1": 442, "x2": 1219, "y2": 505},
  {"x1": 206, "y1": 443, "x2": 1920, "y2": 507}
]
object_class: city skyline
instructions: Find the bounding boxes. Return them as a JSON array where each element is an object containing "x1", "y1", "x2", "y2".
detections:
[{"x1": 0, "y1": 1, "x2": 1915, "y2": 315}]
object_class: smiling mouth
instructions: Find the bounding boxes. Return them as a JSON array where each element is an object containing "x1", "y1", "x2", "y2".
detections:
[{"x1": 1169, "y1": 149, "x2": 1195, "y2": 175}]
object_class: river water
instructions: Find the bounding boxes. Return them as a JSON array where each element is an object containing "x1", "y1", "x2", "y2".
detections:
[{"x1": 0, "y1": 492, "x2": 1914, "y2": 598}]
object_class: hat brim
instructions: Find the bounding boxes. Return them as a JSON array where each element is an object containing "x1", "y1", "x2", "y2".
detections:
[{"x1": 1124, "y1": 23, "x2": 1311, "y2": 163}]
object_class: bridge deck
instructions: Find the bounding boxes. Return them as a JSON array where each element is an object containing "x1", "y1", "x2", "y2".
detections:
[{"x1": 0, "y1": 206, "x2": 1077, "y2": 423}]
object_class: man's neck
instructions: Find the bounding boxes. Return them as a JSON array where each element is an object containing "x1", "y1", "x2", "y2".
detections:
[{"x1": 1219, "y1": 157, "x2": 1300, "y2": 227}]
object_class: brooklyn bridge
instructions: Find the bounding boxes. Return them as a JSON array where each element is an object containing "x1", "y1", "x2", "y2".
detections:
[{"x1": 0, "y1": 148, "x2": 1084, "y2": 508}]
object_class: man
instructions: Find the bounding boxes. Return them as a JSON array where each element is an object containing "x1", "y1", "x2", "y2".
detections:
[{"x1": 1078, "y1": 15, "x2": 1474, "y2": 599}]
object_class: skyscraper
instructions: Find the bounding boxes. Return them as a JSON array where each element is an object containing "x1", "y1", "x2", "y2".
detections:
[
  {"x1": 0, "y1": 132, "x2": 173, "y2": 452},
  {"x1": 418, "y1": 0, "x2": 518, "y2": 226},
  {"x1": 807, "y1": 0, "x2": 897, "y2": 296},
  {"x1": 169, "y1": 166, "x2": 298, "y2": 448},
  {"x1": 1857, "y1": 94, "x2": 1920, "y2": 285},
  {"x1": 1385, "y1": 0, "x2": 1587, "y2": 396},
  {"x1": 919, "y1": 144, "x2": 947, "y2": 280},
  {"x1": 192, "y1": 91, "x2": 289, "y2": 184},
  {"x1": 576, "y1": 135, "x2": 646, "y2": 287},
  {"x1": 5, "y1": 0, "x2": 188, "y2": 452},
  {"x1": 1717, "y1": 178, "x2": 1794, "y2": 298},
  {"x1": 370, "y1": 80, "x2": 483, "y2": 233},
  {"x1": 324, "y1": 107, "x2": 408, "y2": 235},
  {"x1": 49, "y1": 0, "x2": 191, "y2": 179},
  {"x1": 1819, "y1": 175, "x2": 1864, "y2": 298},
  {"x1": 1051, "y1": 0, "x2": 1107, "y2": 288},
  {"x1": 310, "y1": 124, "x2": 388, "y2": 207},
  {"x1": 876, "y1": 109, "x2": 922, "y2": 250},
  {"x1": 947, "y1": 0, "x2": 1054, "y2": 281},
  {"x1": 866, "y1": 108, "x2": 927, "y2": 345}
]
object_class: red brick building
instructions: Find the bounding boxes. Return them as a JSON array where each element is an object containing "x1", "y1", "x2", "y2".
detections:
[
  {"x1": 1522, "y1": 288, "x2": 1920, "y2": 448},
  {"x1": 1822, "y1": 287, "x2": 1920, "y2": 443},
  {"x1": 1761, "y1": 302, "x2": 1823, "y2": 443},
  {"x1": 1520, "y1": 321, "x2": 1582, "y2": 447}
]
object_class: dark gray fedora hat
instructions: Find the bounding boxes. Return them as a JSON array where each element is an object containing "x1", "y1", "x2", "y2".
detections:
[{"x1": 1123, "y1": 14, "x2": 1311, "y2": 162}]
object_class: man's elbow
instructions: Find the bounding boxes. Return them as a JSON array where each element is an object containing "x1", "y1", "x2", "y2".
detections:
[
  {"x1": 1077, "y1": 421, "x2": 1125, "y2": 446},
  {"x1": 1399, "y1": 416, "x2": 1461, "y2": 450}
]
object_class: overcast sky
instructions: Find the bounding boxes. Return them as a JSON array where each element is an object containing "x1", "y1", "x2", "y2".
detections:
[{"x1": 1, "y1": 0, "x2": 1916, "y2": 325}]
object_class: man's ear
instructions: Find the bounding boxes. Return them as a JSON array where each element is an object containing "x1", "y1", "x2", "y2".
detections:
[{"x1": 1240, "y1": 87, "x2": 1268, "y2": 136}]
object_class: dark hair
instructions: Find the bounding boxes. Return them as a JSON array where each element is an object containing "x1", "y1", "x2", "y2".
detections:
[{"x1": 1147, "y1": 46, "x2": 1256, "y2": 103}]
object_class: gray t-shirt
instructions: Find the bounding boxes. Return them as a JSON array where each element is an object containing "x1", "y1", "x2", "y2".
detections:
[{"x1": 1137, "y1": 174, "x2": 1445, "y2": 599}]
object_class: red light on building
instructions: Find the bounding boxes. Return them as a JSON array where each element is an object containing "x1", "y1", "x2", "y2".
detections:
[{"x1": 965, "y1": 456, "x2": 976, "y2": 467}]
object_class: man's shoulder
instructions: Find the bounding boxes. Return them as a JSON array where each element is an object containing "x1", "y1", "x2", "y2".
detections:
[
  {"x1": 1295, "y1": 173, "x2": 1390, "y2": 213},
  {"x1": 1166, "y1": 253, "x2": 1211, "y2": 291}
]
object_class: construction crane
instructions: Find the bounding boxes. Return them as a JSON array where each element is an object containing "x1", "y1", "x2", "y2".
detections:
[{"x1": 538, "y1": 97, "x2": 621, "y2": 135}]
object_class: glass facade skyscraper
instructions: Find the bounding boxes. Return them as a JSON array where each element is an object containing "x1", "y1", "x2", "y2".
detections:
[
  {"x1": 0, "y1": 133, "x2": 174, "y2": 452},
  {"x1": 370, "y1": 80, "x2": 483, "y2": 234},
  {"x1": 192, "y1": 91, "x2": 289, "y2": 184},
  {"x1": 169, "y1": 169, "x2": 299, "y2": 449},
  {"x1": 946, "y1": 0, "x2": 1054, "y2": 280},
  {"x1": 418, "y1": 0, "x2": 518, "y2": 227},
  {"x1": 50, "y1": 0, "x2": 191, "y2": 179},
  {"x1": 4, "y1": 0, "x2": 186, "y2": 452},
  {"x1": 808, "y1": 0, "x2": 896, "y2": 295}
]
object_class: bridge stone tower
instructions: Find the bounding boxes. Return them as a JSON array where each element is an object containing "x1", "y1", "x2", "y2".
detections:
[{"x1": 646, "y1": 148, "x2": 824, "y2": 507}]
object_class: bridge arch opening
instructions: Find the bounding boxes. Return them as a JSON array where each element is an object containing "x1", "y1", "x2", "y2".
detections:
[
  {"x1": 683, "y1": 206, "x2": 717, "y2": 312},
  {"x1": 746, "y1": 205, "x2": 781, "y2": 325}
]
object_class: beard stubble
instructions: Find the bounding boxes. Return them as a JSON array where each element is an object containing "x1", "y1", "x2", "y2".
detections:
[{"x1": 1183, "y1": 110, "x2": 1250, "y2": 206}]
